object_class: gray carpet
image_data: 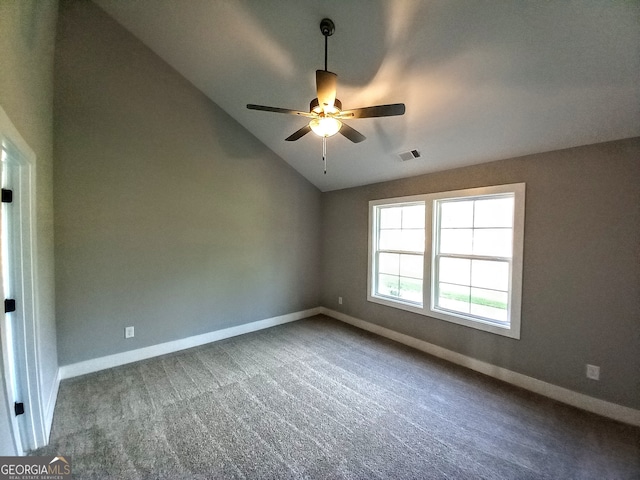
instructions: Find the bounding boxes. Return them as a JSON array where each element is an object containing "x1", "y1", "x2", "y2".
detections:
[{"x1": 35, "y1": 315, "x2": 639, "y2": 479}]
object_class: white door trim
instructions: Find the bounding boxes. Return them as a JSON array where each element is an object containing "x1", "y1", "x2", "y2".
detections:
[{"x1": 0, "y1": 105, "x2": 45, "y2": 453}]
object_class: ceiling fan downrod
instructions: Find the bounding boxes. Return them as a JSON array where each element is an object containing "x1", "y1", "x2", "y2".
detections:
[{"x1": 320, "y1": 18, "x2": 335, "y2": 72}]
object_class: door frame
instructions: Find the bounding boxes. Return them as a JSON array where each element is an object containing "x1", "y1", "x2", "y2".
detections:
[{"x1": 0, "y1": 106, "x2": 45, "y2": 454}]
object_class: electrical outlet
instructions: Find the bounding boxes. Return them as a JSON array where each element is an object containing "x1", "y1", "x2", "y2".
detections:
[
  {"x1": 586, "y1": 364, "x2": 600, "y2": 380},
  {"x1": 338, "y1": 296, "x2": 343, "y2": 305},
  {"x1": 125, "y1": 326, "x2": 135, "y2": 339}
]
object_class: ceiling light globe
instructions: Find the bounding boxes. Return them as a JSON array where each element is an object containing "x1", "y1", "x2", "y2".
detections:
[{"x1": 310, "y1": 117, "x2": 342, "y2": 137}]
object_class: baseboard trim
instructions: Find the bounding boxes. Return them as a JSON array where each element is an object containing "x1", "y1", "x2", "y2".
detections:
[
  {"x1": 320, "y1": 307, "x2": 640, "y2": 427},
  {"x1": 59, "y1": 307, "x2": 321, "y2": 380},
  {"x1": 43, "y1": 369, "x2": 61, "y2": 443}
]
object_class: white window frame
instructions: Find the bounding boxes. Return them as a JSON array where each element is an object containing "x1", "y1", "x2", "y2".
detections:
[
  {"x1": 368, "y1": 183, "x2": 525, "y2": 339},
  {"x1": 368, "y1": 198, "x2": 426, "y2": 315}
]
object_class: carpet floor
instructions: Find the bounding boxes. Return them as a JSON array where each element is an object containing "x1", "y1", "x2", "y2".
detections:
[{"x1": 35, "y1": 315, "x2": 639, "y2": 479}]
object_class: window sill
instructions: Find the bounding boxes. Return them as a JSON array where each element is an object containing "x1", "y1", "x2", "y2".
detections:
[{"x1": 367, "y1": 295, "x2": 520, "y2": 339}]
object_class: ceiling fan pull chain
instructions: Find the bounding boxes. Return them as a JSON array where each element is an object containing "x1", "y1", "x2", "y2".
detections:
[{"x1": 323, "y1": 136, "x2": 327, "y2": 174}]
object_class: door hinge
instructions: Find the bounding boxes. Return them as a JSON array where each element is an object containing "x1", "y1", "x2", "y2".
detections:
[
  {"x1": 14, "y1": 402, "x2": 24, "y2": 416},
  {"x1": 1, "y1": 189, "x2": 12, "y2": 203},
  {"x1": 4, "y1": 299, "x2": 16, "y2": 313}
]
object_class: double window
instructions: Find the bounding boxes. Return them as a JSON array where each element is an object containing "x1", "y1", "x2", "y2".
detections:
[{"x1": 368, "y1": 184, "x2": 525, "y2": 338}]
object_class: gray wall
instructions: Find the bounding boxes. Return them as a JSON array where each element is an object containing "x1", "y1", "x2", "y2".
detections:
[
  {"x1": 0, "y1": 0, "x2": 59, "y2": 455},
  {"x1": 54, "y1": 0, "x2": 321, "y2": 365},
  {"x1": 51, "y1": 0, "x2": 639, "y2": 418},
  {"x1": 321, "y1": 138, "x2": 640, "y2": 410}
]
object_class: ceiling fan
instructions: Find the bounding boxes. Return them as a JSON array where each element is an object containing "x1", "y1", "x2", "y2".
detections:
[{"x1": 247, "y1": 18, "x2": 406, "y2": 174}]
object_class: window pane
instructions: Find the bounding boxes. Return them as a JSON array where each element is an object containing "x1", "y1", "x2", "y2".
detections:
[
  {"x1": 377, "y1": 273, "x2": 399, "y2": 297},
  {"x1": 380, "y1": 229, "x2": 424, "y2": 252},
  {"x1": 399, "y1": 277, "x2": 423, "y2": 303},
  {"x1": 437, "y1": 283, "x2": 470, "y2": 314},
  {"x1": 474, "y1": 197, "x2": 514, "y2": 228},
  {"x1": 473, "y1": 228, "x2": 512, "y2": 257},
  {"x1": 440, "y1": 229, "x2": 473, "y2": 255},
  {"x1": 439, "y1": 257, "x2": 471, "y2": 286},
  {"x1": 378, "y1": 230, "x2": 400, "y2": 250},
  {"x1": 378, "y1": 252, "x2": 399, "y2": 275},
  {"x1": 470, "y1": 288, "x2": 508, "y2": 322},
  {"x1": 402, "y1": 204, "x2": 425, "y2": 228},
  {"x1": 400, "y1": 254, "x2": 423, "y2": 279},
  {"x1": 440, "y1": 200, "x2": 473, "y2": 228},
  {"x1": 471, "y1": 260, "x2": 509, "y2": 291},
  {"x1": 401, "y1": 229, "x2": 425, "y2": 252},
  {"x1": 379, "y1": 207, "x2": 401, "y2": 229}
]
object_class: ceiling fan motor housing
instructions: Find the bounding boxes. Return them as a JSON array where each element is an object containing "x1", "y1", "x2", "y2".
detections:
[{"x1": 310, "y1": 97, "x2": 342, "y2": 114}]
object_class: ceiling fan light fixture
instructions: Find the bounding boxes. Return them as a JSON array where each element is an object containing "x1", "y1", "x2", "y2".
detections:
[{"x1": 309, "y1": 117, "x2": 342, "y2": 137}]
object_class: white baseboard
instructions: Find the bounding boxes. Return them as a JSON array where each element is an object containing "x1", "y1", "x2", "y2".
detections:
[
  {"x1": 43, "y1": 369, "x2": 61, "y2": 442},
  {"x1": 59, "y1": 307, "x2": 321, "y2": 380},
  {"x1": 320, "y1": 307, "x2": 640, "y2": 427}
]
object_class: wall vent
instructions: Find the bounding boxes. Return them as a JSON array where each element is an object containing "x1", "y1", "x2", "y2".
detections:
[{"x1": 398, "y1": 149, "x2": 421, "y2": 161}]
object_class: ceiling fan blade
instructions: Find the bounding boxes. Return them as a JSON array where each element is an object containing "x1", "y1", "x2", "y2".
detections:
[
  {"x1": 285, "y1": 125, "x2": 312, "y2": 141},
  {"x1": 247, "y1": 104, "x2": 315, "y2": 118},
  {"x1": 316, "y1": 70, "x2": 337, "y2": 110},
  {"x1": 339, "y1": 122, "x2": 366, "y2": 143},
  {"x1": 339, "y1": 103, "x2": 406, "y2": 119}
]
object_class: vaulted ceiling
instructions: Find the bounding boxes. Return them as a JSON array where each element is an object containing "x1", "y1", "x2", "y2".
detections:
[{"x1": 94, "y1": 0, "x2": 639, "y2": 192}]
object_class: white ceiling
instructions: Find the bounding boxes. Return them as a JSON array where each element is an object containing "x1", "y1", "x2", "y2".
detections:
[{"x1": 94, "y1": 0, "x2": 640, "y2": 192}]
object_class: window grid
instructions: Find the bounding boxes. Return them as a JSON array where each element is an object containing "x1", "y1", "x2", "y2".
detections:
[
  {"x1": 374, "y1": 203, "x2": 425, "y2": 305},
  {"x1": 433, "y1": 195, "x2": 514, "y2": 324},
  {"x1": 433, "y1": 256, "x2": 512, "y2": 323}
]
